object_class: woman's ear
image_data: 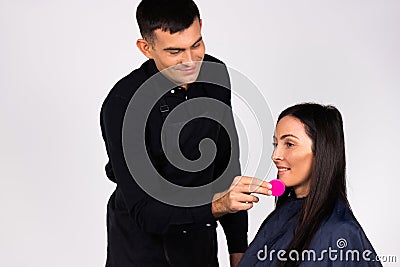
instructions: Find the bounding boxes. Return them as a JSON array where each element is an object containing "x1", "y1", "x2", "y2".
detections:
[{"x1": 136, "y1": 39, "x2": 154, "y2": 59}]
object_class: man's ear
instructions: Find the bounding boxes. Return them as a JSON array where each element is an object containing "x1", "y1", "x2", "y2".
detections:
[
  {"x1": 199, "y1": 19, "x2": 202, "y2": 29},
  {"x1": 136, "y1": 39, "x2": 154, "y2": 59}
]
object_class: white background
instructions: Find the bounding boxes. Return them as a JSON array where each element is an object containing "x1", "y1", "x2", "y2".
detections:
[{"x1": 1, "y1": 0, "x2": 399, "y2": 266}]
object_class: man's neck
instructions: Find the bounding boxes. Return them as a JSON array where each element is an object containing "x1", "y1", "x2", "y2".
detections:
[{"x1": 181, "y1": 84, "x2": 189, "y2": 90}]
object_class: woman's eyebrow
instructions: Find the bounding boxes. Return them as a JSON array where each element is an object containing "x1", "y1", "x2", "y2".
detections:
[{"x1": 280, "y1": 134, "x2": 299, "y2": 140}]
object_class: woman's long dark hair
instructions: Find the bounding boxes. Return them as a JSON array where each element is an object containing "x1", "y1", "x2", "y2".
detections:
[{"x1": 276, "y1": 103, "x2": 350, "y2": 267}]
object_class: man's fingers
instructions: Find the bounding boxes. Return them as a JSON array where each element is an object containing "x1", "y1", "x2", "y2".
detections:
[
  {"x1": 240, "y1": 202, "x2": 254, "y2": 211},
  {"x1": 230, "y1": 179, "x2": 272, "y2": 196},
  {"x1": 231, "y1": 201, "x2": 253, "y2": 212},
  {"x1": 233, "y1": 176, "x2": 272, "y2": 190},
  {"x1": 237, "y1": 194, "x2": 259, "y2": 203},
  {"x1": 239, "y1": 184, "x2": 271, "y2": 196},
  {"x1": 250, "y1": 186, "x2": 273, "y2": 196}
]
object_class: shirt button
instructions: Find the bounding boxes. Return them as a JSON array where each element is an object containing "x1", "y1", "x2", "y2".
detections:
[
  {"x1": 170, "y1": 89, "x2": 175, "y2": 94},
  {"x1": 206, "y1": 223, "x2": 211, "y2": 227}
]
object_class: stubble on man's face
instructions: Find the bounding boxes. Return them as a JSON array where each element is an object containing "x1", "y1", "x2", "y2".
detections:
[{"x1": 148, "y1": 18, "x2": 205, "y2": 87}]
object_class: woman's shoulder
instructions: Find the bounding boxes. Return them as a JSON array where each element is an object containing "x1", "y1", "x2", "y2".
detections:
[
  {"x1": 323, "y1": 198, "x2": 361, "y2": 229},
  {"x1": 305, "y1": 199, "x2": 382, "y2": 265},
  {"x1": 312, "y1": 198, "x2": 378, "y2": 253}
]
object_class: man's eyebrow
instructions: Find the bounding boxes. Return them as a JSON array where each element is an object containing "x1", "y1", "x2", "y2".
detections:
[
  {"x1": 163, "y1": 36, "x2": 203, "y2": 51},
  {"x1": 191, "y1": 36, "x2": 202, "y2": 46}
]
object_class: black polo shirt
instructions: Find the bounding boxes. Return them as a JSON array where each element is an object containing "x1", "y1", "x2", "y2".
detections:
[{"x1": 101, "y1": 54, "x2": 248, "y2": 266}]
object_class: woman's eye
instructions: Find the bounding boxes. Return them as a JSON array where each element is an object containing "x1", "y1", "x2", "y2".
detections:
[{"x1": 285, "y1": 142, "x2": 294, "y2": 148}]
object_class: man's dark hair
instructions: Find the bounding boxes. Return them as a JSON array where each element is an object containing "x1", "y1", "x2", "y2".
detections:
[{"x1": 136, "y1": 0, "x2": 200, "y2": 43}]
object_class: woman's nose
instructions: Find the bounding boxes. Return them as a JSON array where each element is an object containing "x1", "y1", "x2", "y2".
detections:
[{"x1": 271, "y1": 148, "x2": 283, "y2": 161}]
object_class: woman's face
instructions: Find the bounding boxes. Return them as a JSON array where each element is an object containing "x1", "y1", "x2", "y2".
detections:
[{"x1": 272, "y1": 115, "x2": 314, "y2": 198}]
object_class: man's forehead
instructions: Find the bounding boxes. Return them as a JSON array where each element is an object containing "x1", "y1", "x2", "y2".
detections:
[
  {"x1": 152, "y1": 20, "x2": 202, "y2": 49},
  {"x1": 153, "y1": 32, "x2": 201, "y2": 49}
]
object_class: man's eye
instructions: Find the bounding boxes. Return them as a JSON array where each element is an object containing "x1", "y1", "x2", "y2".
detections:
[
  {"x1": 192, "y1": 42, "x2": 200, "y2": 48},
  {"x1": 169, "y1": 50, "x2": 181, "y2": 55},
  {"x1": 272, "y1": 142, "x2": 278, "y2": 148}
]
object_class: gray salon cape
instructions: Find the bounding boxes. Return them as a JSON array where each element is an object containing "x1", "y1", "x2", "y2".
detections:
[{"x1": 238, "y1": 196, "x2": 382, "y2": 266}]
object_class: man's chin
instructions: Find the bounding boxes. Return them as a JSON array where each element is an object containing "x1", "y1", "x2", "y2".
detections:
[
  {"x1": 181, "y1": 74, "x2": 199, "y2": 85},
  {"x1": 170, "y1": 71, "x2": 201, "y2": 86}
]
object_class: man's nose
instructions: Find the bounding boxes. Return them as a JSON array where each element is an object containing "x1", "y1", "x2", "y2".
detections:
[{"x1": 181, "y1": 50, "x2": 194, "y2": 64}]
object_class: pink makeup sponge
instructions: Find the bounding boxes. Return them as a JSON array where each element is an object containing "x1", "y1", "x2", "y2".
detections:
[{"x1": 269, "y1": 179, "x2": 285, "y2": 196}]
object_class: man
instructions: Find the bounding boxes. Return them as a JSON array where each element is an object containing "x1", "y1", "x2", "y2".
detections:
[{"x1": 100, "y1": 0, "x2": 271, "y2": 266}]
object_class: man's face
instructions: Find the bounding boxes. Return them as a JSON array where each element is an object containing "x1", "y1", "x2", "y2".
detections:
[{"x1": 141, "y1": 18, "x2": 205, "y2": 88}]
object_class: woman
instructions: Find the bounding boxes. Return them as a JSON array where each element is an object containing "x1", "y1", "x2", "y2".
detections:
[{"x1": 238, "y1": 103, "x2": 382, "y2": 266}]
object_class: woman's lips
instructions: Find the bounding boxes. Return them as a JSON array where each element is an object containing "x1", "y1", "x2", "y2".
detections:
[{"x1": 277, "y1": 166, "x2": 290, "y2": 175}]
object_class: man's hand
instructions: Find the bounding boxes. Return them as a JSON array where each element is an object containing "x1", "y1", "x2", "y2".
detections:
[
  {"x1": 211, "y1": 176, "x2": 272, "y2": 218},
  {"x1": 229, "y1": 253, "x2": 244, "y2": 267}
]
